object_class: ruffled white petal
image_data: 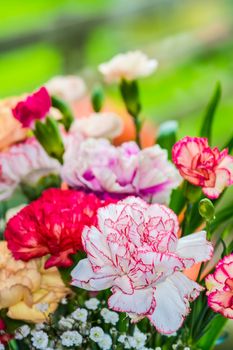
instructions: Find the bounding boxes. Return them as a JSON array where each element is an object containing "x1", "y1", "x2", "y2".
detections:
[{"x1": 176, "y1": 231, "x2": 213, "y2": 268}]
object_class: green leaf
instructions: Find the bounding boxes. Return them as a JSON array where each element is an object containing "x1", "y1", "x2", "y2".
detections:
[
  {"x1": 196, "y1": 314, "x2": 227, "y2": 350},
  {"x1": 223, "y1": 133, "x2": 233, "y2": 153},
  {"x1": 210, "y1": 200, "x2": 233, "y2": 232},
  {"x1": 156, "y1": 120, "x2": 178, "y2": 159},
  {"x1": 200, "y1": 82, "x2": 221, "y2": 145}
]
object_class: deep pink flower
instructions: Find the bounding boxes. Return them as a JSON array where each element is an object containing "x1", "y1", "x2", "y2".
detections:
[
  {"x1": 0, "y1": 319, "x2": 13, "y2": 345},
  {"x1": 12, "y1": 87, "x2": 51, "y2": 128},
  {"x1": 5, "y1": 188, "x2": 114, "y2": 269},
  {"x1": 71, "y1": 197, "x2": 213, "y2": 334},
  {"x1": 172, "y1": 136, "x2": 233, "y2": 199},
  {"x1": 206, "y1": 254, "x2": 233, "y2": 319}
]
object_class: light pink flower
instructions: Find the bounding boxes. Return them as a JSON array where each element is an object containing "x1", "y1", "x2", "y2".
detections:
[
  {"x1": 62, "y1": 138, "x2": 181, "y2": 204},
  {"x1": 71, "y1": 112, "x2": 123, "y2": 139},
  {"x1": 0, "y1": 138, "x2": 60, "y2": 200},
  {"x1": 45, "y1": 75, "x2": 86, "y2": 102},
  {"x1": 71, "y1": 197, "x2": 213, "y2": 334},
  {"x1": 12, "y1": 87, "x2": 51, "y2": 128},
  {"x1": 99, "y1": 51, "x2": 158, "y2": 83},
  {"x1": 206, "y1": 254, "x2": 233, "y2": 319},
  {"x1": 172, "y1": 136, "x2": 233, "y2": 199}
]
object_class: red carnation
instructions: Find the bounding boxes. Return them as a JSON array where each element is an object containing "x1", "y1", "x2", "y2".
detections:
[
  {"x1": 12, "y1": 87, "x2": 51, "y2": 128},
  {"x1": 5, "y1": 188, "x2": 114, "y2": 269}
]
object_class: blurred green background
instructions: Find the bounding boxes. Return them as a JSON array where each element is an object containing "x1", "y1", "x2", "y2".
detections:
[
  {"x1": 0, "y1": 1, "x2": 233, "y2": 347},
  {"x1": 0, "y1": 0, "x2": 233, "y2": 148}
]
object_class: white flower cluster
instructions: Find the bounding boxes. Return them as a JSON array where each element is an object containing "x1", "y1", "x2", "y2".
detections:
[
  {"x1": 100, "y1": 308, "x2": 119, "y2": 325},
  {"x1": 118, "y1": 327, "x2": 149, "y2": 350},
  {"x1": 13, "y1": 297, "x2": 191, "y2": 350}
]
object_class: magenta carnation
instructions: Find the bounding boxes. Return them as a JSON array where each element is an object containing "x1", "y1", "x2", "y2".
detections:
[
  {"x1": 206, "y1": 254, "x2": 233, "y2": 319},
  {"x1": 12, "y1": 87, "x2": 51, "y2": 128},
  {"x1": 5, "y1": 188, "x2": 114, "y2": 269},
  {"x1": 71, "y1": 197, "x2": 213, "y2": 334},
  {"x1": 172, "y1": 136, "x2": 233, "y2": 199}
]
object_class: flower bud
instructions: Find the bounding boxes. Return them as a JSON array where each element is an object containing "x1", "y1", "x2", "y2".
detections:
[
  {"x1": 91, "y1": 84, "x2": 104, "y2": 113},
  {"x1": 199, "y1": 198, "x2": 215, "y2": 221}
]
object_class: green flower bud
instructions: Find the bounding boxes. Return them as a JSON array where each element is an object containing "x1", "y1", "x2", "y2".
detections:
[
  {"x1": 91, "y1": 84, "x2": 104, "y2": 113},
  {"x1": 34, "y1": 116, "x2": 65, "y2": 164},
  {"x1": 199, "y1": 198, "x2": 215, "y2": 221}
]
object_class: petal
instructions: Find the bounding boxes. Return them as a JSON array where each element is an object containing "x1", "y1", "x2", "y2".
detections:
[
  {"x1": 108, "y1": 287, "x2": 155, "y2": 315},
  {"x1": 208, "y1": 290, "x2": 233, "y2": 319},
  {"x1": 71, "y1": 259, "x2": 116, "y2": 291},
  {"x1": 149, "y1": 272, "x2": 202, "y2": 334},
  {"x1": 82, "y1": 226, "x2": 113, "y2": 268},
  {"x1": 176, "y1": 231, "x2": 213, "y2": 268},
  {"x1": 203, "y1": 168, "x2": 230, "y2": 199}
]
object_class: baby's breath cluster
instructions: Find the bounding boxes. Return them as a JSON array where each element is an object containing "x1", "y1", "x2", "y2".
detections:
[{"x1": 13, "y1": 297, "x2": 193, "y2": 350}]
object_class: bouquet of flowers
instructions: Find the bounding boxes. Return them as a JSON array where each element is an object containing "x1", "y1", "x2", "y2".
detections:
[{"x1": 0, "y1": 51, "x2": 233, "y2": 350}]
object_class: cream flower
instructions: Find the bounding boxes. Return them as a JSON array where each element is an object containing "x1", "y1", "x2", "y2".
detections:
[
  {"x1": 70, "y1": 112, "x2": 123, "y2": 139},
  {"x1": 0, "y1": 96, "x2": 27, "y2": 151},
  {"x1": 0, "y1": 242, "x2": 69, "y2": 323},
  {"x1": 45, "y1": 75, "x2": 86, "y2": 102},
  {"x1": 98, "y1": 51, "x2": 158, "y2": 83}
]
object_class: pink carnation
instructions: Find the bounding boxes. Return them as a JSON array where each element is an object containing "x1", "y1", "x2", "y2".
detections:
[
  {"x1": 206, "y1": 254, "x2": 233, "y2": 319},
  {"x1": 71, "y1": 197, "x2": 213, "y2": 334},
  {"x1": 5, "y1": 188, "x2": 114, "y2": 269},
  {"x1": 12, "y1": 87, "x2": 51, "y2": 128},
  {"x1": 0, "y1": 138, "x2": 60, "y2": 200},
  {"x1": 172, "y1": 136, "x2": 233, "y2": 199},
  {"x1": 62, "y1": 138, "x2": 181, "y2": 204}
]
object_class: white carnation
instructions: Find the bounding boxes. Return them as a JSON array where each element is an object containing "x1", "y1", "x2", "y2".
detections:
[{"x1": 99, "y1": 51, "x2": 158, "y2": 83}]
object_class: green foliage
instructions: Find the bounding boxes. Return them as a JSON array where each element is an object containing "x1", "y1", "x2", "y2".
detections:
[{"x1": 200, "y1": 82, "x2": 221, "y2": 145}]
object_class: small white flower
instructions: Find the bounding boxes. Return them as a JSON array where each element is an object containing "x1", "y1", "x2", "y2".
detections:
[
  {"x1": 155, "y1": 348, "x2": 162, "y2": 350},
  {"x1": 118, "y1": 334, "x2": 131, "y2": 349},
  {"x1": 85, "y1": 298, "x2": 100, "y2": 310},
  {"x1": 90, "y1": 326, "x2": 104, "y2": 342},
  {"x1": 101, "y1": 308, "x2": 119, "y2": 325},
  {"x1": 99, "y1": 51, "x2": 158, "y2": 83},
  {"x1": 58, "y1": 317, "x2": 75, "y2": 330},
  {"x1": 35, "y1": 303, "x2": 49, "y2": 313},
  {"x1": 0, "y1": 344, "x2": 5, "y2": 350},
  {"x1": 15, "y1": 325, "x2": 31, "y2": 339},
  {"x1": 35, "y1": 323, "x2": 45, "y2": 331},
  {"x1": 130, "y1": 327, "x2": 147, "y2": 349},
  {"x1": 61, "y1": 330, "x2": 83, "y2": 347},
  {"x1": 184, "y1": 348, "x2": 190, "y2": 350},
  {"x1": 61, "y1": 297, "x2": 68, "y2": 305},
  {"x1": 98, "y1": 333, "x2": 112, "y2": 350},
  {"x1": 31, "y1": 330, "x2": 49, "y2": 349},
  {"x1": 71, "y1": 308, "x2": 88, "y2": 322}
]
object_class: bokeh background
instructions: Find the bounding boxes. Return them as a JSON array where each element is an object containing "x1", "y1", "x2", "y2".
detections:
[{"x1": 0, "y1": 1, "x2": 233, "y2": 348}]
